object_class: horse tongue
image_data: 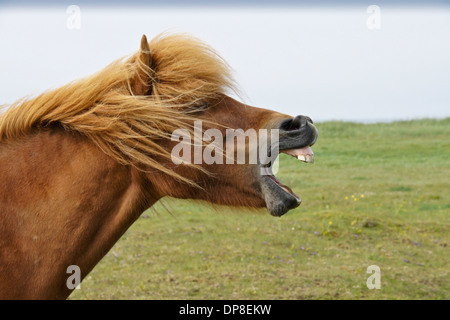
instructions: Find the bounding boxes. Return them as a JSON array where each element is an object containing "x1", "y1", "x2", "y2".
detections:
[{"x1": 281, "y1": 146, "x2": 314, "y2": 163}]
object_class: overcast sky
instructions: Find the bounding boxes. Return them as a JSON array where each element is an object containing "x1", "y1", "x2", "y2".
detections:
[{"x1": 0, "y1": 3, "x2": 449, "y2": 122}]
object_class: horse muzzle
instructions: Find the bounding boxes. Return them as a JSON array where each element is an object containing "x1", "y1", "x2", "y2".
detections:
[{"x1": 260, "y1": 115, "x2": 318, "y2": 217}]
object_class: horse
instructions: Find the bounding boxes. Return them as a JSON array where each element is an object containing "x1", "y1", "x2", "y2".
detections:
[{"x1": 0, "y1": 33, "x2": 318, "y2": 299}]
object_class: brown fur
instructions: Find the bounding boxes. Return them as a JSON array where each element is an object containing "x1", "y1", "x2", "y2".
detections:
[
  {"x1": 0, "y1": 33, "x2": 235, "y2": 185},
  {"x1": 0, "y1": 34, "x2": 290, "y2": 299}
]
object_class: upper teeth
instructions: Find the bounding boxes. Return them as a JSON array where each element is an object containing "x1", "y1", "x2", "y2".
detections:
[{"x1": 297, "y1": 154, "x2": 314, "y2": 163}]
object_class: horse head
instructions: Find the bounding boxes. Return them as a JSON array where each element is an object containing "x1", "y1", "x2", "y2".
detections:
[{"x1": 131, "y1": 34, "x2": 319, "y2": 216}]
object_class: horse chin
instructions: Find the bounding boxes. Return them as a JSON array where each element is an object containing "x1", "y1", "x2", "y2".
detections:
[
  {"x1": 261, "y1": 172, "x2": 302, "y2": 217},
  {"x1": 259, "y1": 145, "x2": 316, "y2": 217},
  {"x1": 260, "y1": 165, "x2": 302, "y2": 217}
]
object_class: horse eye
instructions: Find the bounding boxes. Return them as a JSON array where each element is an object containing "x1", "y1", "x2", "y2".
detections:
[
  {"x1": 184, "y1": 102, "x2": 209, "y2": 114},
  {"x1": 197, "y1": 102, "x2": 209, "y2": 112}
]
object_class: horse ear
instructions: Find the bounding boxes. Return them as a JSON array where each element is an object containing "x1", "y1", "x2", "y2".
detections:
[{"x1": 132, "y1": 34, "x2": 153, "y2": 95}]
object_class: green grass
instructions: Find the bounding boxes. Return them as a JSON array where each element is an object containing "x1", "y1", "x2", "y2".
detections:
[{"x1": 71, "y1": 118, "x2": 450, "y2": 300}]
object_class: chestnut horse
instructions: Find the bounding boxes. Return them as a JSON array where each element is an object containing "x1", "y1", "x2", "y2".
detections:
[{"x1": 0, "y1": 34, "x2": 318, "y2": 299}]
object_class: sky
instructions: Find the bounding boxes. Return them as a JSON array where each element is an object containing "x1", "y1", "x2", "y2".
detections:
[{"x1": 0, "y1": 2, "x2": 449, "y2": 122}]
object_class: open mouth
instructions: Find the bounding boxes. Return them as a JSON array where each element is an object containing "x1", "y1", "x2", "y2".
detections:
[
  {"x1": 259, "y1": 115, "x2": 318, "y2": 217},
  {"x1": 263, "y1": 145, "x2": 315, "y2": 202}
]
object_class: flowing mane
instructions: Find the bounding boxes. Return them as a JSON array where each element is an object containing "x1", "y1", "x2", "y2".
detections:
[
  {"x1": 0, "y1": 33, "x2": 235, "y2": 184},
  {"x1": 0, "y1": 32, "x2": 319, "y2": 300}
]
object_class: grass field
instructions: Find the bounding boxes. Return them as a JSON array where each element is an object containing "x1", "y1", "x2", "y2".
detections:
[{"x1": 71, "y1": 118, "x2": 450, "y2": 300}]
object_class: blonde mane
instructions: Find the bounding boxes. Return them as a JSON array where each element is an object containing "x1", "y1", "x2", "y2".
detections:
[{"x1": 0, "y1": 33, "x2": 236, "y2": 185}]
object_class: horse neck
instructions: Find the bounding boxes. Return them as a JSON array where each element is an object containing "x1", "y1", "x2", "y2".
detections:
[{"x1": 0, "y1": 128, "x2": 153, "y2": 299}]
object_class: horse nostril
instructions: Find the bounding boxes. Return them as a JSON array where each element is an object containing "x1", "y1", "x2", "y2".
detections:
[
  {"x1": 290, "y1": 115, "x2": 303, "y2": 130},
  {"x1": 300, "y1": 116, "x2": 307, "y2": 128},
  {"x1": 292, "y1": 115, "x2": 308, "y2": 129},
  {"x1": 279, "y1": 115, "x2": 312, "y2": 132}
]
